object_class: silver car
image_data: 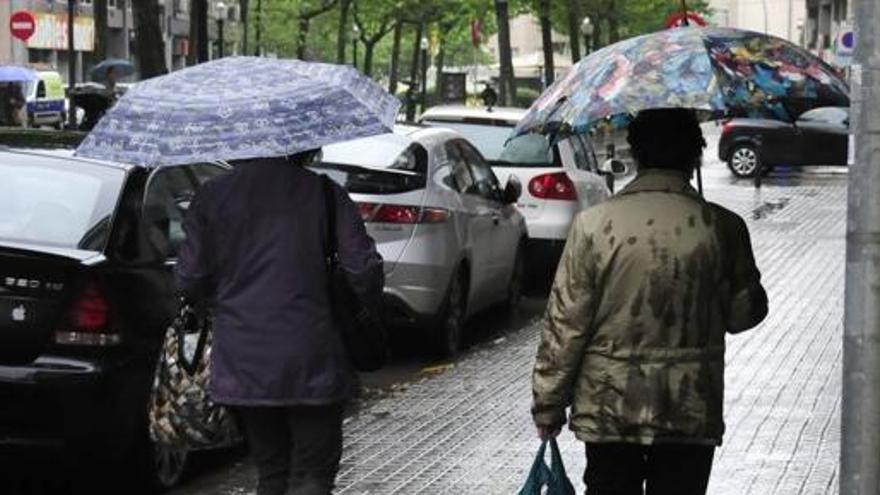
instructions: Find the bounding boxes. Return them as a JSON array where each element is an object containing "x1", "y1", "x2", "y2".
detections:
[{"x1": 315, "y1": 125, "x2": 527, "y2": 355}]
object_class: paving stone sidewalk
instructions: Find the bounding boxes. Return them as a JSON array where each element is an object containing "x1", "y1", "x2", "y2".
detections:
[{"x1": 333, "y1": 166, "x2": 847, "y2": 495}]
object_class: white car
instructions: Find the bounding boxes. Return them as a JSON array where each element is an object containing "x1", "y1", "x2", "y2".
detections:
[
  {"x1": 419, "y1": 105, "x2": 626, "y2": 284},
  {"x1": 315, "y1": 125, "x2": 527, "y2": 355}
]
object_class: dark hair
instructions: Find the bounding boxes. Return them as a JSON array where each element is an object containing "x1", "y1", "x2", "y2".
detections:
[{"x1": 626, "y1": 109, "x2": 706, "y2": 172}]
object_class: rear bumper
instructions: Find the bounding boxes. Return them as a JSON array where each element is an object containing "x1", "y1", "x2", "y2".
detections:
[{"x1": 0, "y1": 356, "x2": 111, "y2": 449}]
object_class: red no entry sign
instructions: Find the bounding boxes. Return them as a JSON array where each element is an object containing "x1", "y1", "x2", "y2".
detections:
[{"x1": 10, "y1": 11, "x2": 36, "y2": 42}]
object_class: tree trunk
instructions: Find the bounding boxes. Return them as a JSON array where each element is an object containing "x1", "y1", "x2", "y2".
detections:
[
  {"x1": 389, "y1": 22, "x2": 402, "y2": 94},
  {"x1": 363, "y1": 42, "x2": 376, "y2": 76},
  {"x1": 132, "y1": 0, "x2": 168, "y2": 78},
  {"x1": 337, "y1": 0, "x2": 351, "y2": 63},
  {"x1": 297, "y1": 17, "x2": 310, "y2": 59},
  {"x1": 406, "y1": 23, "x2": 424, "y2": 120},
  {"x1": 592, "y1": 16, "x2": 603, "y2": 51},
  {"x1": 255, "y1": 0, "x2": 262, "y2": 55},
  {"x1": 607, "y1": 0, "x2": 619, "y2": 43},
  {"x1": 94, "y1": 0, "x2": 108, "y2": 61},
  {"x1": 196, "y1": 0, "x2": 209, "y2": 62},
  {"x1": 539, "y1": 0, "x2": 554, "y2": 86},
  {"x1": 187, "y1": 0, "x2": 199, "y2": 65},
  {"x1": 240, "y1": 0, "x2": 250, "y2": 55},
  {"x1": 494, "y1": 0, "x2": 516, "y2": 105},
  {"x1": 566, "y1": 0, "x2": 581, "y2": 63},
  {"x1": 434, "y1": 43, "x2": 445, "y2": 101}
]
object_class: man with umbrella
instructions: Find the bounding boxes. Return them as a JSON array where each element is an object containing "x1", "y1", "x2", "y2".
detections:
[{"x1": 523, "y1": 26, "x2": 846, "y2": 494}]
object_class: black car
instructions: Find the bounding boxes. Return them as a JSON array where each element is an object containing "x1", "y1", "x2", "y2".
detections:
[
  {"x1": 0, "y1": 149, "x2": 230, "y2": 490},
  {"x1": 718, "y1": 106, "x2": 849, "y2": 178}
]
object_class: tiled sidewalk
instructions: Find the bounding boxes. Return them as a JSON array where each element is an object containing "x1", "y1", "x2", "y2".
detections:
[{"x1": 334, "y1": 166, "x2": 847, "y2": 494}]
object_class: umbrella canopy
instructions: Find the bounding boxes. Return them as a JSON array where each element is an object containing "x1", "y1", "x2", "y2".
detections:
[
  {"x1": 75, "y1": 57, "x2": 401, "y2": 167},
  {"x1": 90, "y1": 59, "x2": 135, "y2": 82},
  {"x1": 514, "y1": 27, "x2": 849, "y2": 139},
  {"x1": 0, "y1": 66, "x2": 38, "y2": 83}
]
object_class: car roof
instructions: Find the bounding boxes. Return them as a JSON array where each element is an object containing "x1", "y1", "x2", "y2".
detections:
[
  {"x1": 0, "y1": 148, "x2": 137, "y2": 172},
  {"x1": 420, "y1": 105, "x2": 528, "y2": 124}
]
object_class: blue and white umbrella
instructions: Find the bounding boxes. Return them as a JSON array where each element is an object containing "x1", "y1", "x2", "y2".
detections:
[
  {"x1": 0, "y1": 65, "x2": 38, "y2": 82},
  {"x1": 75, "y1": 57, "x2": 402, "y2": 167}
]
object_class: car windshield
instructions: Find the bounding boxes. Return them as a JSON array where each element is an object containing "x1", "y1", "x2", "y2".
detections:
[
  {"x1": 421, "y1": 120, "x2": 554, "y2": 167},
  {"x1": 0, "y1": 155, "x2": 125, "y2": 250}
]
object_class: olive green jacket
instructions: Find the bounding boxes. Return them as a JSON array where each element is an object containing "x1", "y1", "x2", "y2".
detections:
[{"x1": 532, "y1": 169, "x2": 768, "y2": 446}]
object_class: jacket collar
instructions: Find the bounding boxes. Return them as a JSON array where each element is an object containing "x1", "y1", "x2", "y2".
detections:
[{"x1": 617, "y1": 169, "x2": 701, "y2": 198}]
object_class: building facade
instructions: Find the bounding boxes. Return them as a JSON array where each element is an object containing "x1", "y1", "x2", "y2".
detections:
[
  {"x1": 804, "y1": 0, "x2": 853, "y2": 66},
  {"x1": 486, "y1": 14, "x2": 573, "y2": 84},
  {"x1": 0, "y1": 0, "x2": 237, "y2": 83},
  {"x1": 708, "y1": 0, "x2": 806, "y2": 44}
]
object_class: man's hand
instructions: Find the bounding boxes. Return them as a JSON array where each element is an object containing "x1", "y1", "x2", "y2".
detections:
[{"x1": 536, "y1": 424, "x2": 562, "y2": 440}]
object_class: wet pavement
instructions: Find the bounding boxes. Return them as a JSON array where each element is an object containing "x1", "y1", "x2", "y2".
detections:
[{"x1": 165, "y1": 128, "x2": 847, "y2": 494}]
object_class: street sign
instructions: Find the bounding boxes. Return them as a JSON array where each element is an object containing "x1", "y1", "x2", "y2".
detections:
[
  {"x1": 666, "y1": 11, "x2": 708, "y2": 29},
  {"x1": 9, "y1": 10, "x2": 36, "y2": 42}
]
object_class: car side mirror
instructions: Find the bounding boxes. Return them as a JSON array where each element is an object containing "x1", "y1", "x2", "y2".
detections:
[
  {"x1": 599, "y1": 158, "x2": 628, "y2": 176},
  {"x1": 502, "y1": 175, "x2": 523, "y2": 204}
]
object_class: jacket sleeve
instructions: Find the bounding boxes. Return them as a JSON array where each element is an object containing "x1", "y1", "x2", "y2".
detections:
[
  {"x1": 532, "y1": 213, "x2": 599, "y2": 427},
  {"x1": 332, "y1": 183, "x2": 385, "y2": 310},
  {"x1": 726, "y1": 213, "x2": 768, "y2": 333},
  {"x1": 175, "y1": 190, "x2": 214, "y2": 300}
]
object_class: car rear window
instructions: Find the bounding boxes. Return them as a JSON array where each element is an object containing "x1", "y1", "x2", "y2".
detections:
[
  {"x1": 0, "y1": 155, "x2": 125, "y2": 250},
  {"x1": 422, "y1": 119, "x2": 556, "y2": 167},
  {"x1": 313, "y1": 163, "x2": 426, "y2": 195}
]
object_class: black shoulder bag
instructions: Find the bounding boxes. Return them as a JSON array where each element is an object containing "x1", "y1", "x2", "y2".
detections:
[{"x1": 321, "y1": 176, "x2": 389, "y2": 372}]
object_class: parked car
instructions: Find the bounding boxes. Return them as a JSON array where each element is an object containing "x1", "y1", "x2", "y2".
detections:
[
  {"x1": 719, "y1": 106, "x2": 850, "y2": 178},
  {"x1": 23, "y1": 71, "x2": 66, "y2": 129},
  {"x1": 315, "y1": 125, "x2": 527, "y2": 355},
  {"x1": 0, "y1": 149, "x2": 234, "y2": 489},
  {"x1": 418, "y1": 105, "x2": 626, "y2": 283}
]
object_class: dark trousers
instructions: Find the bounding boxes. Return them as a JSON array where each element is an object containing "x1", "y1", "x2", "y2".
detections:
[
  {"x1": 236, "y1": 404, "x2": 344, "y2": 495},
  {"x1": 584, "y1": 443, "x2": 715, "y2": 495}
]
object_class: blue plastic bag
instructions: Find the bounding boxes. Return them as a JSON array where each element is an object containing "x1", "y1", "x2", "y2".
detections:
[{"x1": 518, "y1": 438, "x2": 576, "y2": 495}]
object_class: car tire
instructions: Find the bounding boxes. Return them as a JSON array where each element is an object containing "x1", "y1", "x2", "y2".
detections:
[
  {"x1": 150, "y1": 442, "x2": 190, "y2": 490},
  {"x1": 727, "y1": 144, "x2": 761, "y2": 178},
  {"x1": 502, "y1": 245, "x2": 525, "y2": 318},
  {"x1": 433, "y1": 268, "x2": 468, "y2": 357}
]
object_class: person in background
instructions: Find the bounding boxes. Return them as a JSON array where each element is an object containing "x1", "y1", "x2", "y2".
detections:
[
  {"x1": 176, "y1": 150, "x2": 384, "y2": 495},
  {"x1": 531, "y1": 109, "x2": 768, "y2": 495}
]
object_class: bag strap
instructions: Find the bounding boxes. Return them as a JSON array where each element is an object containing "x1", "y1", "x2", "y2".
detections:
[{"x1": 174, "y1": 299, "x2": 209, "y2": 376}]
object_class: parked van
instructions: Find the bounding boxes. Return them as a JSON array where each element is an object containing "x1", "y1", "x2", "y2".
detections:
[{"x1": 25, "y1": 71, "x2": 66, "y2": 128}]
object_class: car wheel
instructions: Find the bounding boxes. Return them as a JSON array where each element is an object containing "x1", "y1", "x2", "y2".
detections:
[
  {"x1": 503, "y1": 245, "x2": 525, "y2": 317},
  {"x1": 151, "y1": 442, "x2": 189, "y2": 490},
  {"x1": 434, "y1": 269, "x2": 468, "y2": 357},
  {"x1": 728, "y1": 144, "x2": 761, "y2": 178}
]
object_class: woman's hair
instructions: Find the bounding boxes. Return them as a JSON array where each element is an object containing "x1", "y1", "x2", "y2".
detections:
[{"x1": 626, "y1": 109, "x2": 706, "y2": 173}]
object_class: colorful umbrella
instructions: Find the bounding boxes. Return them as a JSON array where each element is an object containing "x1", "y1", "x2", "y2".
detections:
[
  {"x1": 514, "y1": 27, "x2": 849, "y2": 139},
  {"x1": 75, "y1": 57, "x2": 401, "y2": 167}
]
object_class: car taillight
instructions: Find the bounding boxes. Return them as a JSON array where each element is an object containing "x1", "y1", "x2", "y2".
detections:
[
  {"x1": 357, "y1": 203, "x2": 448, "y2": 224},
  {"x1": 721, "y1": 119, "x2": 734, "y2": 135},
  {"x1": 55, "y1": 281, "x2": 120, "y2": 347},
  {"x1": 528, "y1": 173, "x2": 577, "y2": 201}
]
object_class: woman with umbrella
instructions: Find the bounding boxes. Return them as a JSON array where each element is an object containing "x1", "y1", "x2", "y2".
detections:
[
  {"x1": 76, "y1": 57, "x2": 398, "y2": 495},
  {"x1": 527, "y1": 26, "x2": 845, "y2": 494}
]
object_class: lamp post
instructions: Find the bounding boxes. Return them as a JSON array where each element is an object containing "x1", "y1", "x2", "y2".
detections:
[
  {"x1": 352, "y1": 24, "x2": 360, "y2": 68},
  {"x1": 67, "y1": 0, "x2": 76, "y2": 129},
  {"x1": 580, "y1": 16, "x2": 594, "y2": 55},
  {"x1": 216, "y1": 1, "x2": 227, "y2": 58}
]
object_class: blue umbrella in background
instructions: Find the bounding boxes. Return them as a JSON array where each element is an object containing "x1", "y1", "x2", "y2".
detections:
[
  {"x1": 90, "y1": 59, "x2": 135, "y2": 82},
  {"x1": 0, "y1": 66, "x2": 38, "y2": 82},
  {"x1": 75, "y1": 57, "x2": 402, "y2": 167}
]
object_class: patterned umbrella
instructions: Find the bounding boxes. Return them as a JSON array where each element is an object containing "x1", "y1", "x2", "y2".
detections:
[
  {"x1": 75, "y1": 57, "x2": 401, "y2": 167},
  {"x1": 514, "y1": 27, "x2": 849, "y2": 139},
  {"x1": 0, "y1": 65, "x2": 38, "y2": 82}
]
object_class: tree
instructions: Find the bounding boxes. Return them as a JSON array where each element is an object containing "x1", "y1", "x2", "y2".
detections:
[
  {"x1": 494, "y1": 0, "x2": 515, "y2": 105},
  {"x1": 352, "y1": 1, "x2": 396, "y2": 76},
  {"x1": 295, "y1": 0, "x2": 338, "y2": 59},
  {"x1": 240, "y1": 0, "x2": 251, "y2": 54},
  {"x1": 565, "y1": 0, "x2": 582, "y2": 62},
  {"x1": 337, "y1": 0, "x2": 352, "y2": 63},
  {"x1": 94, "y1": 0, "x2": 109, "y2": 61},
  {"x1": 537, "y1": 0, "x2": 554, "y2": 86},
  {"x1": 132, "y1": 0, "x2": 168, "y2": 78}
]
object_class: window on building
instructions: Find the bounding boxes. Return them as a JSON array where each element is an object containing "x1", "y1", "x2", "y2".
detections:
[
  {"x1": 807, "y1": 8, "x2": 818, "y2": 48},
  {"x1": 833, "y1": 0, "x2": 847, "y2": 21}
]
